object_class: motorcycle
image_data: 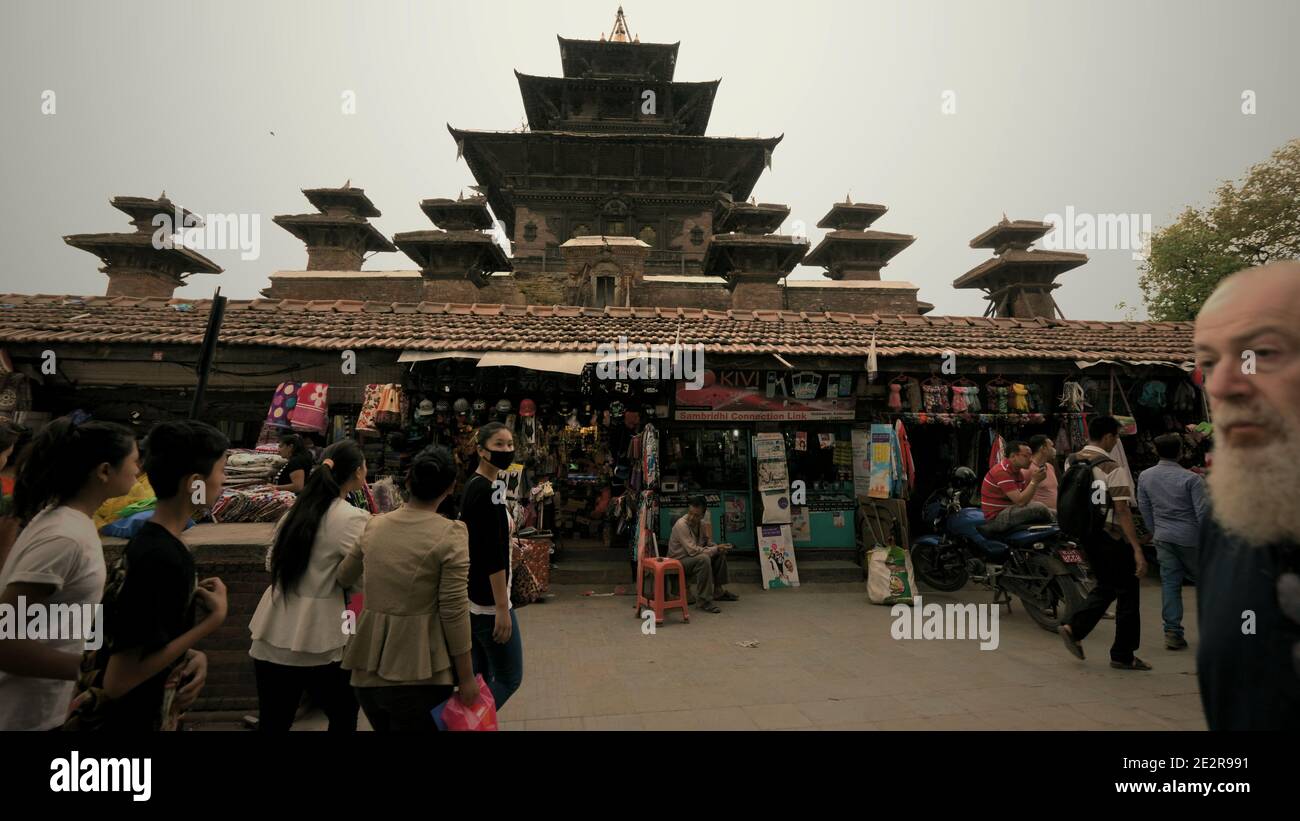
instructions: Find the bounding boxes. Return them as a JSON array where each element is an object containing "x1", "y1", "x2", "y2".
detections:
[{"x1": 909, "y1": 467, "x2": 1091, "y2": 632}]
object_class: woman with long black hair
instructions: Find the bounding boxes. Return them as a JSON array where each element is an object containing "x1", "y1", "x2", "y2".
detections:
[
  {"x1": 248, "y1": 439, "x2": 368, "y2": 731},
  {"x1": 0, "y1": 417, "x2": 139, "y2": 730},
  {"x1": 459, "y1": 422, "x2": 524, "y2": 709},
  {"x1": 274, "y1": 434, "x2": 315, "y2": 495}
]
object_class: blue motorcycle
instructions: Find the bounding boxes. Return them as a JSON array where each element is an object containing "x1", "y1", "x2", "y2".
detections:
[{"x1": 910, "y1": 467, "x2": 1091, "y2": 632}]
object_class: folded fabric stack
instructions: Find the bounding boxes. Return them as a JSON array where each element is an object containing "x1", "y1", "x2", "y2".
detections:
[
  {"x1": 224, "y1": 450, "x2": 288, "y2": 490},
  {"x1": 210, "y1": 485, "x2": 297, "y2": 523}
]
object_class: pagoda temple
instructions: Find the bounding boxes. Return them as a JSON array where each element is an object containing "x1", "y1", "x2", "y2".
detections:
[
  {"x1": 954, "y1": 218, "x2": 1088, "y2": 318},
  {"x1": 261, "y1": 8, "x2": 930, "y2": 315},
  {"x1": 64, "y1": 194, "x2": 222, "y2": 298}
]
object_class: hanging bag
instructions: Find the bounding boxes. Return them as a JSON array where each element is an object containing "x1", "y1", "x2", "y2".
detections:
[{"x1": 1108, "y1": 372, "x2": 1138, "y2": 436}]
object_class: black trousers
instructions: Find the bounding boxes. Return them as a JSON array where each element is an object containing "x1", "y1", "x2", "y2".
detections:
[
  {"x1": 355, "y1": 684, "x2": 455, "y2": 732},
  {"x1": 1068, "y1": 533, "x2": 1142, "y2": 663},
  {"x1": 252, "y1": 659, "x2": 358, "y2": 732}
]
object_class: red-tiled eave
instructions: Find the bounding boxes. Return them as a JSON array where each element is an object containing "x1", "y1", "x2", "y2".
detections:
[{"x1": 0, "y1": 294, "x2": 1196, "y2": 366}]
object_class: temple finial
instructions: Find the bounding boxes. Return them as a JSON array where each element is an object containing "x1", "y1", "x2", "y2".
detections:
[{"x1": 609, "y1": 6, "x2": 632, "y2": 42}]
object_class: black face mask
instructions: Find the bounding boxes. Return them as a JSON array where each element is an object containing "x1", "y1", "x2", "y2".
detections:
[{"x1": 487, "y1": 449, "x2": 515, "y2": 469}]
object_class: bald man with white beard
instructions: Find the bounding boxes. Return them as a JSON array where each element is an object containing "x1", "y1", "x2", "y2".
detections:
[{"x1": 1193, "y1": 261, "x2": 1300, "y2": 731}]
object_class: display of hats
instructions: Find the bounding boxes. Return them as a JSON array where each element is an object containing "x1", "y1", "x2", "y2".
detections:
[
  {"x1": 643, "y1": 404, "x2": 656, "y2": 418},
  {"x1": 558, "y1": 399, "x2": 572, "y2": 415},
  {"x1": 495, "y1": 398, "x2": 512, "y2": 415},
  {"x1": 415, "y1": 399, "x2": 435, "y2": 417},
  {"x1": 519, "y1": 398, "x2": 536, "y2": 417},
  {"x1": 434, "y1": 399, "x2": 450, "y2": 414},
  {"x1": 453, "y1": 398, "x2": 470, "y2": 414},
  {"x1": 608, "y1": 400, "x2": 625, "y2": 416}
]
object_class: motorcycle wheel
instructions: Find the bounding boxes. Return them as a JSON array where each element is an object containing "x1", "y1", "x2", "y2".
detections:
[
  {"x1": 910, "y1": 542, "x2": 969, "y2": 592},
  {"x1": 1020, "y1": 554, "x2": 1087, "y2": 632}
]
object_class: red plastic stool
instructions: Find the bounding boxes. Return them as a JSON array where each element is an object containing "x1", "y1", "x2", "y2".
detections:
[{"x1": 635, "y1": 557, "x2": 690, "y2": 625}]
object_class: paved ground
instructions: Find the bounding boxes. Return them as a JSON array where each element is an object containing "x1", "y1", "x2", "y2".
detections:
[{"x1": 281, "y1": 576, "x2": 1205, "y2": 731}]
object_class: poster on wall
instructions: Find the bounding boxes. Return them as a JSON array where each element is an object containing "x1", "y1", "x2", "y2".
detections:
[
  {"x1": 851, "y1": 428, "x2": 873, "y2": 498},
  {"x1": 790, "y1": 506, "x2": 811, "y2": 541},
  {"x1": 868, "y1": 423, "x2": 894, "y2": 499},
  {"x1": 756, "y1": 524, "x2": 800, "y2": 589},
  {"x1": 754, "y1": 433, "x2": 789, "y2": 492}
]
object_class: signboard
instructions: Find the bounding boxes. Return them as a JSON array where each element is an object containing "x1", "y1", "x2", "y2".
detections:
[
  {"x1": 675, "y1": 370, "x2": 856, "y2": 421},
  {"x1": 756, "y1": 524, "x2": 800, "y2": 589},
  {"x1": 851, "y1": 428, "x2": 873, "y2": 498}
]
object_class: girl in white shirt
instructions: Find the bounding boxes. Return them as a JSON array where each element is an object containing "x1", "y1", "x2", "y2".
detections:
[
  {"x1": 0, "y1": 417, "x2": 139, "y2": 730},
  {"x1": 248, "y1": 439, "x2": 369, "y2": 731}
]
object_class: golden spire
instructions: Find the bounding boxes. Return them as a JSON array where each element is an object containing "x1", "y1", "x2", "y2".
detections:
[{"x1": 609, "y1": 6, "x2": 632, "y2": 43}]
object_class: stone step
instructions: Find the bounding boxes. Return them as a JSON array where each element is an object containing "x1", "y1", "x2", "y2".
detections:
[{"x1": 549, "y1": 556, "x2": 864, "y2": 586}]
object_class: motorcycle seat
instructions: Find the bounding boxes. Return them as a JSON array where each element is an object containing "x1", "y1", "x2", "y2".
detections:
[{"x1": 1002, "y1": 525, "x2": 1061, "y2": 544}]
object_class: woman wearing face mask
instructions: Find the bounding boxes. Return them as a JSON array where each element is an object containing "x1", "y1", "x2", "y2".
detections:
[{"x1": 458, "y1": 422, "x2": 523, "y2": 709}]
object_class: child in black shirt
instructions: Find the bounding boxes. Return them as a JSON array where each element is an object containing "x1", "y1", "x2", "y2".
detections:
[{"x1": 66, "y1": 420, "x2": 231, "y2": 731}]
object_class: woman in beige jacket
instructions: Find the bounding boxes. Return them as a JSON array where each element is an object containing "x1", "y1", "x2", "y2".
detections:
[{"x1": 338, "y1": 445, "x2": 479, "y2": 731}]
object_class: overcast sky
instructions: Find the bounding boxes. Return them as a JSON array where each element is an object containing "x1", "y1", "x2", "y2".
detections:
[{"x1": 2, "y1": 0, "x2": 1297, "y2": 319}]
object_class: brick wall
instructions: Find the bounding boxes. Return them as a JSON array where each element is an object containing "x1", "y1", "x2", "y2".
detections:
[
  {"x1": 729, "y1": 281, "x2": 785, "y2": 311},
  {"x1": 264, "y1": 276, "x2": 428, "y2": 303},
  {"x1": 104, "y1": 540, "x2": 269, "y2": 713},
  {"x1": 106, "y1": 271, "x2": 180, "y2": 299},
  {"x1": 512, "y1": 270, "x2": 571, "y2": 306},
  {"x1": 634, "y1": 282, "x2": 732, "y2": 310},
  {"x1": 786, "y1": 286, "x2": 921, "y2": 315}
]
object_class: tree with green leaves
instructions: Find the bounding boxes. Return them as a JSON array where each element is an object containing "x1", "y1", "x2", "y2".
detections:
[{"x1": 1139, "y1": 139, "x2": 1300, "y2": 321}]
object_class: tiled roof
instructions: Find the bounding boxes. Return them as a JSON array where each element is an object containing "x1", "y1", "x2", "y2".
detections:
[{"x1": 0, "y1": 294, "x2": 1195, "y2": 365}]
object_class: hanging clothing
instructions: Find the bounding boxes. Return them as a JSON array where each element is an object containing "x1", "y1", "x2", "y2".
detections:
[
  {"x1": 894, "y1": 420, "x2": 915, "y2": 492},
  {"x1": 906, "y1": 379, "x2": 923, "y2": 413},
  {"x1": 988, "y1": 434, "x2": 1006, "y2": 471}
]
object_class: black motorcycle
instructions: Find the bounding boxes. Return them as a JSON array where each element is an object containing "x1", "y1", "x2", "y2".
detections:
[{"x1": 910, "y1": 467, "x2": 1091, "y2": 632}]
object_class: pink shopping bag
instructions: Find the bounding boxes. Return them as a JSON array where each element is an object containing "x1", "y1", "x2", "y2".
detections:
[{"x1": 432, "y1": 674, "x2": 498, "y2": 731}]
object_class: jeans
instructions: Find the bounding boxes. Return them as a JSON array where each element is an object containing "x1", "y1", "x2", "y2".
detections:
[
  {"x1": 355, "y1": 684, "x2": 454, "y2": 732},
  {"x1": 1155, "y1": 540, "x2": 1197, "y2": 637},
  {"x1": 1068, "y1": 533, "x2": 1141, "y2": 663},
  {"x1": 470, "y1": 609, "x2": 524, "y2": 709},
  {"x1": 983, "y1": 501, "x2": 1054, "y2": 535},
  {"x1": 252, "y1": 660, "x2": 358, "y2": 732}
]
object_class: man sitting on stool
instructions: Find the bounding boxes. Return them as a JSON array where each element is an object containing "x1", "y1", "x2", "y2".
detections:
[{"x1": 667, "y1": 495, "x2": 737, "y2": 614}]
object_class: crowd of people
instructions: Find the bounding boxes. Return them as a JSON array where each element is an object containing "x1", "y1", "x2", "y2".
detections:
[
  {"x1": 0, "y1": 261, "x2": 1296, "y2": 732},
  {"x1": 0, "y1": 416, "x2": 526, "y2": 732}
]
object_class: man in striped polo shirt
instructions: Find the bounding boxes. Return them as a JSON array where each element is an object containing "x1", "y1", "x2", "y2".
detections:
[{"x1": 981, "y1": 440, "x2": 1055, "y2": 535}]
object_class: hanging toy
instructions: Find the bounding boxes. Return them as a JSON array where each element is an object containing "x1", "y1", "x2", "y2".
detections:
[
  {"x1": 1059, "y1": 381, "x2": 1085, "y2": 412},
  {"x1": 1011, "y1": 383, "x2": 1030, "y2": 412},
  {"x1": 888, "y1": 382, "x2": 903, "y2": 411}
]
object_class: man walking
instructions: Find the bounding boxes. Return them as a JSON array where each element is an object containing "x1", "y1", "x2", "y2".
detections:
[
  {"x1": 1059, "y1": 415, "x2": 1151, "y2": 670},
  {"x1": 667, "y1": 495, "x2": 737, "y2": 614},
  {"x1": 1137, "y1": 433, "x2": 1208, "y2": 650}
]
